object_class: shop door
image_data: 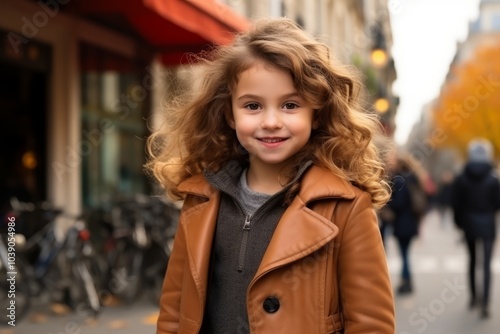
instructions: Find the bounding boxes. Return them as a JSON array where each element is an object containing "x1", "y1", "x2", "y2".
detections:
[{"x1": 0, "y1": 34, "x2": 51, "y2": 217}]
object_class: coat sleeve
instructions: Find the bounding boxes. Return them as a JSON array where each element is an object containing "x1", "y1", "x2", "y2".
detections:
[
  {"x1": 156, "y1": 205, "x2": 189, "y2": 334},
  {"x1": 338, "y1": 192, "x2": 395, "y2": 333}
]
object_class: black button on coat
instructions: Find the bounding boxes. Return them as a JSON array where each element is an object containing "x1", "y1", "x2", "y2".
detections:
[{"x1": 263, "y1": 297, "x2": 280, "y2": 313}]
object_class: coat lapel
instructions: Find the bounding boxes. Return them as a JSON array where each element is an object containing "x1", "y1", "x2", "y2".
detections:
[
  {"x1": 253, "y1": 166, "x2": 356, "y2": 280},
  {"x1": 253, "y1": 196, "x2": 338, "y2": 279}
]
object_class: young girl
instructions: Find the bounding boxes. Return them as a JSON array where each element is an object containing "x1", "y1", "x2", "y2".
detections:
[{"x1": 148, "y1": 18, "x2": 394, "y2": 334}]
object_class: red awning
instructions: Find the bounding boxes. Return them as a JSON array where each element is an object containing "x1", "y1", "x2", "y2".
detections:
[{"x1": 71, "y1": 0, "x2": 250, "y2": 65}]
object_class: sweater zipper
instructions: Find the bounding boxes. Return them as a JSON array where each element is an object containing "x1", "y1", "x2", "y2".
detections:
[
  {"x1": 237, "y1": 214, "x2": 252, "y2": 272},
  {"x1": 234, "y1": 191, "x2": 285, "y2": 273},
  {"x1": 232, "y1": 178, "x2": 292, "y2": 273}
]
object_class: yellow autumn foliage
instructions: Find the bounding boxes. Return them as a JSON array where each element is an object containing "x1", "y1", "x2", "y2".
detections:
[{"x1": 431, "y1": 40, "x2": 500, "y2": 158}]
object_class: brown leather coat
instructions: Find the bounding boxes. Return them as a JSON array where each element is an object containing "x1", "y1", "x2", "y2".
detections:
[{"x1": 157, "y1": 166, "x2": 395, "y2": 333}]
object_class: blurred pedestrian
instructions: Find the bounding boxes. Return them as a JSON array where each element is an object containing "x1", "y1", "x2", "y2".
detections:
[
  {"x1": 384, "y1": 149, "x2": 428, "y2": 295},
  {"x1": 148, "y1": 17, "x2": 395, "y2": 334},
  {"x1": 452, "y1": 138, "x2": 500, "y2": 319}
]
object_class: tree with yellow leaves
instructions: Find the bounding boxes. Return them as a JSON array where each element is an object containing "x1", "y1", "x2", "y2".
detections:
[{"x1": 431, "y1": 40, "x2": 500, "y2": 159}]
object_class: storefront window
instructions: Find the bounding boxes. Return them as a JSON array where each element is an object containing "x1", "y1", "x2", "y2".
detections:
[{"x1": 80, "y1": 43, "x2": 150, "y2": 208}]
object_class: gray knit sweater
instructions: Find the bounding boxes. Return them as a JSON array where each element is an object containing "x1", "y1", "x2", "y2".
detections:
[{"x1": 200, "y1": 161, "x2": 311, "y2": 333}]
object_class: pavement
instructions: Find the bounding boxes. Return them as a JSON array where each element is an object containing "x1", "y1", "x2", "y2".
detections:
[
  {"x1": 387, "y1": 209, "x2": 500, "y2": 334},
  {"x1": 1, "y1": 295, "x2": 159, "y2": 334},
  {"x1": 2, "y1": 208, "x2": 500, "y2": 334}
]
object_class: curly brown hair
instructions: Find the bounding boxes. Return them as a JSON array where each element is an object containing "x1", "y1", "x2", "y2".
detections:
[{"x1": 146, "y1": 17, "x2": 390, "y2": 209}]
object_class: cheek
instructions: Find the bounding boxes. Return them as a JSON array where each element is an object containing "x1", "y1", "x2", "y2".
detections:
[
  {"x1": 287, "y1": 116, "x2": 314, "y2": 135},
  {"x1": 233, "y1": 121, "x2": 254, "y2": 139}
]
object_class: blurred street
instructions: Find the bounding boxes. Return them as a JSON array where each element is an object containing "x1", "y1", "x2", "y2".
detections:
[
  {"x1": 1, "y1": 295, "x2": 159, "y2": 334},
  {"x1": 0, "y1": 208, "x2": 498, "y2": 334},
  {"x1": 388, "y1": 209, "x2": 500, "y2": 334}
]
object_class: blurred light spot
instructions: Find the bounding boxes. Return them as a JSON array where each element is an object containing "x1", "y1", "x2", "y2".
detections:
[
  {"x1": 371, "y1": 48, "x2": 388, "y2": 68},
  {"x1": 22, "y1": 151, "x2": 37, "y2": 169},
  {"x1": 375, "y1": 98, "x2": 390, "y2": 113}
]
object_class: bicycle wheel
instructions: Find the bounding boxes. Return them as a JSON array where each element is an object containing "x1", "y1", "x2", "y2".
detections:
[
  {"x1": 69, "y1": 258, "x2": 102, "y2": 319},
  {"x1": 109, "y1": 245, "x2": 143, "y2": 304}
]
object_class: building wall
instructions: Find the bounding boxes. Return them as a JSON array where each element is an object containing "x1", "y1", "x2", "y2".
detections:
[
  {"x1": 477, "y1": 0, "x2": 500, "y2": 32},
  {"x1": 0, "y1": 0, "x2": 139, "y2": 224},
  {"x1": 458, "y1": 0, "x2": 500, "y2": 63}
]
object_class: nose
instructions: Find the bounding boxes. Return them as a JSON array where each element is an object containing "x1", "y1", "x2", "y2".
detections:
[{"x1": 261, "y1": 109, "x2": 283, "y2": 129}]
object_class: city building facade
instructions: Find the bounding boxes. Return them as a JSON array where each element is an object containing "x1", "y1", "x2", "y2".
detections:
[{"x1": 0, "y1": 0, "x2": 248, "y2": 223}]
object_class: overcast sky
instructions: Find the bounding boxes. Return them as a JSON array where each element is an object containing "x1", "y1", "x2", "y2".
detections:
[{"x1": 389, "y1": 0, "x2": 481, "y2": 144}]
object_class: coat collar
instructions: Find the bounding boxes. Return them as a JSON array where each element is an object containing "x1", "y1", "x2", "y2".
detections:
[
  {"x1": 176, "y1": 165, "x2": 359, "y2": 296},
  {"x1": 298, "y1": 165, "x2": 356, "y2": 202}
]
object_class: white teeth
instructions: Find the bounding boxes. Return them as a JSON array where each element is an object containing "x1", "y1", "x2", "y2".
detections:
[{"x1": 261, "y1": 138, "x2": 283, "y2": 143}]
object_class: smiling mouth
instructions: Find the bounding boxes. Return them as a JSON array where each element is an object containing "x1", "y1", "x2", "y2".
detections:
[{"x1": 259, "y1": 138, "x2": 287, "y2": 143}]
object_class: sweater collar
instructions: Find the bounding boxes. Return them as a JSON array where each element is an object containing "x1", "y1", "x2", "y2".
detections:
[
  {"x1": 202, "y1": 160, "x2": 313, "y2": 197},
  {"x1": 178, "y1": 162, "x2": 356, "y2": 203}
]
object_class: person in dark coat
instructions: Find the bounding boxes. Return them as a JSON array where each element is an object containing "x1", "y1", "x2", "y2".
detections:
[
  {"x1": 452, "y1": 139, "x2": 500, "y2": 319},
  {"x1": 385, "y1": 151, "x2": 425, "y2": 295}
]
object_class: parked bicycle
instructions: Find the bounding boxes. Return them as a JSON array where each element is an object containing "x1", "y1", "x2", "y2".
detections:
[
  {"x1": 97, "y1": 194, "x2": 179, "y2": 305},
  {"x1": 2, "y1": 198, "x2": 103, "y2": 322}
]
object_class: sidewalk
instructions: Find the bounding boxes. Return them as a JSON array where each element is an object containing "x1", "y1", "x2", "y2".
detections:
[
  {"x1": 1, "y1": 295, "x2": 159, "y2": 334},
  {"x1": 387, "y1": 209, "x2": 500, "y2": 334}
]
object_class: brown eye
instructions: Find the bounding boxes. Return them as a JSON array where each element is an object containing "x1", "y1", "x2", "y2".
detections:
[
  {"x1": 245, "y1": 103, "x2": 260, "y2": 110},
  {"x1": 283, "y1": 102, "x2": 299, "y2": 110}
]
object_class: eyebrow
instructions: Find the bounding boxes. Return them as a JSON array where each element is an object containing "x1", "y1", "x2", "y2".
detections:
[{"x1": 236, "y1": 92, "x2": 301, "y2": 101}]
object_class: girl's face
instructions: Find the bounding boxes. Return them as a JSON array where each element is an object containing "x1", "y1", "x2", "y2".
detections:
[{"x1": 230, "y1": 60, "x2": 317, "y2": 173}]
